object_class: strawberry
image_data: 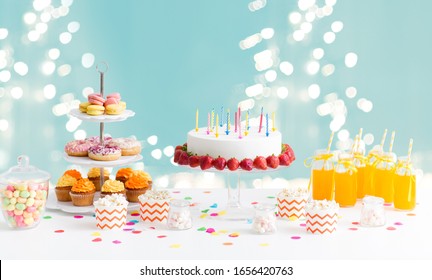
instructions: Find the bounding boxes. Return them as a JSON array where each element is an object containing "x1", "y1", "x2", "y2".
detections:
[
  {"x1": 227, "y1": 158, "x2": 240, "y2": 171},
  {"x1": 266, "y1": 155, "x2": 280, "y2": 169},
  {"x1": 175, "y1": 145, "x2": 184, "y2": 151},
  {"x1": 199, "y1": 155, "x2": 214, "y2": 170},
  {"x1": 239, "y1": 158, "x2": 253, "y2": 171},
  {"x1": 213, "y1": 156, "x2": 227, "y2": 170},
  {"x1": 174, "y1": 149, "x2": 183, "y2": 163},
  {"x1": 278, "y1": 153, "x2": 291, "y2": 166},
  {"x1": 253, "y1": 156, "x2": 268, "y2": 170},
  {"x1": 178, "y1": 151, "x2": 190, "y2": 165},
  {"x1": 188, "y1": 155, "x2": 200, "y2": 168},
  {"x1": 283, "y1": 144, "x2": 296, "y2": 162}
]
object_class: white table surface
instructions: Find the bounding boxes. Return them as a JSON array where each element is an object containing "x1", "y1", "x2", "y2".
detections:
[{"x1": 1, "y1": 175, "x2": 432, "y2": 261}]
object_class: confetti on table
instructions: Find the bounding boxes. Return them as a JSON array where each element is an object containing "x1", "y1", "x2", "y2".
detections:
[
  {"x1": 130, "y1": 219, "x2": 139, "y2": 224},
  {"x1": 73, "y1": 215, "x2": 84, "y2": 219},
  {"x1": 190, "y1": 203, "x2": 198, "y2": 207},
  {"x1": 91, "y1": 232, "x2": 101, "y2": 236},
  {"x1": 384, "y1": 203, "x2": 392, "y2": 207},
  {"x1": 407, "y1": 213, "x2": 416, "y2": 216},
  {"x1": 386, "y1": 227, "x2": 397, "y2": 231},
  {"x1": 206, "y1": 228, "x2": 215, "y2": 234},
  {"x1": 43, "y1": 216, "x2": 52, "y2": 219},
  {"x1": 184, "y1": 196, "x2": 192, "y2": 200},
  {"x1": 201, "y1": 209, "x2": 209, "y2": 213},
  {"x1": 200, "y1": 214, "x2": 208, "y2": 219},
  {"x1": 394, "y1": 222, "x2": 403, "y2": 226},
  {"x1": 218, "y1": 210, "x2": 227, "y2": 216},
  {"x1": 172, "y1": 191, "x2": 181, "y2": 194},
  {"x1": 348, "y1": 228, "x2": 359, "y2": 231},
  {"x1": 299, "y1": 223, "x2": 306, "y2": 227},
  {"x1": 267, "y1": 196, "x2": 275, "y2": 199},
  {"x1": 291, "y1": 236, "x2": 301, "y2": 240},
  {"x1": 123, "y1": 228, "x2": 134, "y2": 232},
  {"x1": 112, "y1": 240, "x2": 122, "y2": 244},
  {"x1": 54, "y1": 229, "x2": 64, "y2": 233},
  {"x1": 210, "y1": 213, "x2": 218, "y2": 217},
  {"x1": 259, "y1": 243, "x2": 269, "y2": 247},
  {"x1": 126, "y1": 222, "x2": 135, "y2": 226},
  {"x1": 218, "y1": 229, "x2": 228, "y2": 234},
  {"x1": 246, "y1": 219, "x2": 253, "y2": 224},
  {"x1": 229, "y1": 232, "x2": 239, "y2": 238},
  {"x1": 210, "y1": 203, "x2": 218, "y2": 208},
  {"x1": 149, "y1": 226, "x2": 156, "y2": 230},
  {"x1": 170, "y1": 244, "x2": 181, "y2": 249},
  {"x1": 223, "y1": 242, "x2": 233, "y2": 246},
  {"x1": 197, "y1": 227, "x2": 206, "y2": 231},
  {"x1": 251, "y1": 202, "x2": 258, "y2": 205},
  {"x1": 132, "y1": 230, "x2": 142, "y2": 234},
  {"x1": 92, "y1": 238, "x2": 102, "y2": 242},
  {"x1": 289, "y1": 216, "x2": 298, "y2": 221},
  {"x1": 352, "y1": 221, "x2": 360, "y2": 225},
  {"x1": 203, "y1": 191, "x2": 212, "y2": 194},
  {"x1": 211, "y1": 232, "x2": 219, "y2": 236},
  {"x1": 157, "y1": 235, "x2": 167, "y2": 238},
  {"x1": 130, "y1": 211, "x2": 140, "y2": 217}
]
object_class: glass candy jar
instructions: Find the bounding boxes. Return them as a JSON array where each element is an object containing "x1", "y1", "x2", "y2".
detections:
[
  {"x1": 360, "y1": 196, "x2": 386, "y2": 227},
  {"x1": 167, "y1": 199, "x2": 192, "y2": 230},
  {"x1": 0, "y1": 155, "x2": 51, "y2": 229},
  {"x1": 252, "y1": 203, "x2": 277, "y2": 234}
]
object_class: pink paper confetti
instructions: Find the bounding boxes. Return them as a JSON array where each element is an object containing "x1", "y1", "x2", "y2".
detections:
[
  {"x1": 123, "y1": 228, "x2": 133, "y2": 231},
  {"x1": 92, "y1": 238, "x2": 102, "y2": 242},
  {"x1": 131, "y1": 212, "x2": 140, "y2": 217},
  {"x1": 223, "y1": 242, "x2": 233, "y2": 246},
  {"x1": 132, "y1": 230, "x2": 142, "y2": 234},
  {"x1": 157, "y1": 235, "x2": 167, "y2": 238},
  {"x1": 203, "y1": 191, "x2": 212, "y2": 194},
  {"x1": 54, "y1": 229, "x2": 64, "y2": 233},
  {"x1": 229, "y1": 233, "x2": 239, "y2": 238},
  {"x1": 352, "y1": 221, "x2": 360, "y2": 225},
  {"x1": 126, "y1": 222, "x2": 135, "y2": 226},
  {"x1": 149, "y1": 226, "x2": 156, "y2": 230},
  {"x1": 112, "y1": 240, "x2": 122, "y2": 244},
  {"x1": 394, "y1": 222, "x2": 403, "y2": 226},
  {"x1": 251, "y1": 202, "x2": 258, "y2": 205},
  {"x1": 206, "y1": 228, "x2": 215, "y2": 233},
  {"x1": 348, "y1": 228, "x2": 359, "y2": 231},
  {"x1": 386, "y1": 227, "x2": 397, "y2": 231},
  {"x1": 384, "y1": 203, "x2": 392, "y2": 207},
  {"x1": 407, "y1": 213, "x2": 416, "y2": 216},
  {"x1": 172, "y1": 191, "x2": 181, "y2": 194},
  {"x1": 210, "y1": 213, "x2": 218, "y2": 217},
  {"x1": 73, "y1": 215, "x2": 84, "y2": 219},
  {"x1": 291, "y1": 236, "x2": 301, "y2": 240},
  {"x1": 299, "y1": 223, "x2": 306, "y2": 227}
]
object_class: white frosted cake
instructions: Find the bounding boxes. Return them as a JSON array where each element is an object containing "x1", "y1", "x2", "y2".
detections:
[{"x1": 187, "y1": 125, "x2": 282, "y2": 160}]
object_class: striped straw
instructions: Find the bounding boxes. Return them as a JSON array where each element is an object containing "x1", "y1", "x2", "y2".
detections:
[
  {"x1": 407, "y1": 138, "x2": 414, "y2": 162},
  {"x1": 358, "y1": 128, "x2": 363, "y2": 140},
  {"x1": 388, "y1": 130, "x2": 396, "y2": 153},
  {"x1": 380, "y1": 129, "x2": 388, "y2": 148},
  {"x1": 326, "y1": 131, "x2": 335, "y2": 152}
]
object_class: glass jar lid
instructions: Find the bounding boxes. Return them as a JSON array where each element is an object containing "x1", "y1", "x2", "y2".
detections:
[
  {"x1": 362, "y1": 195, "x2": 384, "y2": 205},
  {"x1": 0, "y1": 155, "x2": 51, "y2": 183}
]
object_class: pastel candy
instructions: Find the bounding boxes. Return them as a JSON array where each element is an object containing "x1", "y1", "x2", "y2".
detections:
[{"x1": 20, "y1": 190, "x2": 30, "y2": 198}]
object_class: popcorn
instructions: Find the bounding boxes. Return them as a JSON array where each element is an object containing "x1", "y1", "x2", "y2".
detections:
[
  {"x1": 305, "y1": 199, "x2": 339, "y2": 211},
  {"x1": 93, "y1": 193, "x2": 128, "y2": 207},
  {"x1": 278, "y1": 187, "x2": 309, "y2": 198},
  {"x1": 140, "y1": 190, "x2": 171, "y2": 200}
]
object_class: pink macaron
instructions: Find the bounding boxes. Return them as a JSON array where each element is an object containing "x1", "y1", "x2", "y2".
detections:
[
  {"x1": 106, "y1": 92, "x2": 121, "y2": 101},
  {"x1": 88, "y1": 93, "x2": 105, "y2": 106},
  {"x1": 104, "y1": 97, "x2": 119, "y2": 107}
]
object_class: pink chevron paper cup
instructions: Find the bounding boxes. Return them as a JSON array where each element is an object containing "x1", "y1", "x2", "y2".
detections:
[
  {"x1": 305, "y1": 200, "x2": 339, "y2": 234},
  {"x1": 277, "y1": 188, "x2": 309, "y2": 220},
  {"x1": 138, "y1": 190, "x2": 171, "y2": 223},
  {"x1": 94, "y1": 194, "x2": 128, "y2": 230}
]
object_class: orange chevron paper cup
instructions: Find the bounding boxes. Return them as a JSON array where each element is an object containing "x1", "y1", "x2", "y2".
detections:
[
  {"x1": 95, "y1": 205, "x2": 128, "y2": 230},
  {"x1": 138, "y1": 198, "x2": 170, "y2": 223},
  {"x1": 305, "y1": 201, "x2": 339, "y2": 234},
  {"x1": 277, "y1": 195, "x2": 308, "y2": 220}
]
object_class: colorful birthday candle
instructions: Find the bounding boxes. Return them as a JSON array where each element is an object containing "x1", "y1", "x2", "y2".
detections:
[
  {"x1": 225, "y1": 111, "x2": 230, "y2": 135},
  {"x1": 272, "y1": 112, "x2": 276, "y2": 132},
  {"x1": 220, "y1": 106, "x2": 224, "y2": 127},
  {"x1": 266, "y1": 113, "x2": 269, "y2": 137},
  {"x1": 211, "y1": 108, "x2": 214, "y2": 132},
  {"x1": 238, "y1": 111, "x2": 242, "y2": 139},
  {"x1": 245, "y1": 110, "x2": 249, "y2": 136},
  {"x1": 258, "y1": 107, "x2": 263, "y2": 133},
  {"x1": 234, "y1": 111, "x2": 238, "y2": 133},
  {"x1": 195, "y1": 108, "x2": 199, "y2": 132},
  {"x1": 215, "y1": 114, "x2": 219, "y2": 138}
]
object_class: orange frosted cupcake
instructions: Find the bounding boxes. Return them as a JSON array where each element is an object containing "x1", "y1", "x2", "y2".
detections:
[
  {"x1": 87, "y1": 167, "x2": 110, "y2": 191},
  {"x1": 125, "y1": 174, "x2": 151, "y2": 202},
  {"x1": 70, "y1": 178, "x2": 96, "y2": 206},
  {"x1": 133, "y1": 170, "x2": 153, "y2": 186},
  {"x1": 55, "y1": 174, "x2": 77, "y2": 202},
  {"x1": 115, "y1": 167, "x2": 134, "y2": 184},
  {"x1": 101, "y1": 179, "x2": 126, "y2": 198},
  {"x1": 63, "y1": 169, "x2": 82, "y2": 180}
]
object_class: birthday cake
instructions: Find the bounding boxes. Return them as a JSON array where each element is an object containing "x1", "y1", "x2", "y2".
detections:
[{"x1": 174, "y1": 109, "x2": 295, "y2": 171}]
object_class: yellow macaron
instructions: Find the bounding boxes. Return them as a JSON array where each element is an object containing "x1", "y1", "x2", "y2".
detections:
[
  {"x1": 86, "y1": 105, "x2": 105, "y2": 116},
  {"x1": 119, "y1": 101, "x2": 127, "y2": 111},
  {"x1": 105, "y1": 104, "x2": 122, "y2": 115},
  {"x1": 79, "y1": 102, "x2": 90, "y2": 113}
]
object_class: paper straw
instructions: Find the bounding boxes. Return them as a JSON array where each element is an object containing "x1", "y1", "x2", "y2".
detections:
[
  {"x1": 388, "y1": 130, "x2": 396, "y2": 153},
  {"x1": 326, "y1": 131, "x2": 335, "y2": 152},
  {"x1": 351, "y1": 134, "x2": 359, "y2": 154},
  {"x1": 358, "y1": 128, "x2": 363, "y2": 140},
  {"x1": 380, "y1": 129, "x2": 388, "y2": 148},
  {"x1": 407, "y1": 138, "x2": 413, "y2": 162}
]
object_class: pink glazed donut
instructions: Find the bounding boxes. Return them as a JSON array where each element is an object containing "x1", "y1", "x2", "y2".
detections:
[
  {"x1": 88, "y1": 144, "x2": 121, "y2": 161},
  {"x1": 64, "y1": 140, "x2": 92, "y2": 157}
]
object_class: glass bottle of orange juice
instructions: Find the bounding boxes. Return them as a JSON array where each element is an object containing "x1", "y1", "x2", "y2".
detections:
[
  {"x1": 353, "y1": 138, "x2": 367, "y2": 199},
  {"x1": 394, "y1": 156, "x2": 416, "y2": 210},
  {"x1": 373, "y1": 152, "x2": 396, "y2": 203},
  {"x1": 363, "y1": 146, "x2": 383, "y2": 196},
  {"x1": 309, "y1": 149, "x2": 335, "y2": 201},
  {"x1": 334, "y1": 153, "x2": 357, "y2": 207}
]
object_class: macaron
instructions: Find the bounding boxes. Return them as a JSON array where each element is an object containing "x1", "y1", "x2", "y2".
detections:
[
  {"x1": 88, "y1": 93, "x2": 105, "y2": 106},
  {"x1": 86, "y1": 105, "x2": 105, "y2": 116},
  {"x1": 104, "y1": 97, "x2": 119, "y2": 107},
  {"x1": 106, "y1": 93, "x2": 121, "y2": 101},
  {"x1": 79, "y1": 102, "x2": 90, "y2": 113},
  {"x1": 119, "y1": 101, "x2": 127, "y2": 110},
  {"x1": 105, "y1": 104, "x2": 122, "y2": 115}
]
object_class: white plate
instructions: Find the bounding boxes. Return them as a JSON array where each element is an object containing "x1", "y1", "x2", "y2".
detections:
[
  {"x1": 46, "y1": 191, "x2": 139, "y2": 214},
  {"x1": 63, "y1": 153, "x2": 143, "y2": 167},
  {"x1": 69, "y1": 108, "x2": 135, "y2": 123},
  {"x1": 178, "y1": 163, "x2": 291, "y2": 173}
]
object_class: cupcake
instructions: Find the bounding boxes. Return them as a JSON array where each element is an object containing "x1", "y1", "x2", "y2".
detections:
[
  {"x1": 63, "y1": 169, "x2": 82, "y2": 180},
  {"x1": 70, "y1": 178, "x2": 96, "y2": 206},
  {"x1": 55, "y1": 174, "x2": 77, "y2": 202},
  {"x1": 87, "y1": 167, "x2": 110, "y2": 191},
  {"x1": 125, "y1": 174, "x2": 151, "y2": 202},
  {"x1": 133, "y1": 170, "x2": 153, "y2": 186},
  {"x1": 115, "y1": 167, "x2": 134, "y2": 184},
  {"x1": 101, "y1": 179, "x2": 126, "y2": 198}
]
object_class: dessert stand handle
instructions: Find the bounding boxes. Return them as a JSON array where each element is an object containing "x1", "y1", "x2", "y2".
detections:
[{"x1": 97, "y1": 62, "x2": 108, "y2": 187}]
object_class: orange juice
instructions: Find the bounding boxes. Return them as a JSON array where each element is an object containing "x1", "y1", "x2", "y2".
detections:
[
  {"x1": 356, "y1": 166, "x2": 366, "y2": 199},
  {"x1": 334, "y1": 171, "x2": 357, "y2": 207},
  {"x1": 373, "y1": 168, "x2": 394, "y2": 203},
  {"x1": 394, "y1": 174, "x2": 416, "y2": 210},
  {"x1": 363, "y1": 164, "x2": 375, "y2": 196},
  {"x1": 312, "y1": 169, "x2": 334, "y2": 200}
]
